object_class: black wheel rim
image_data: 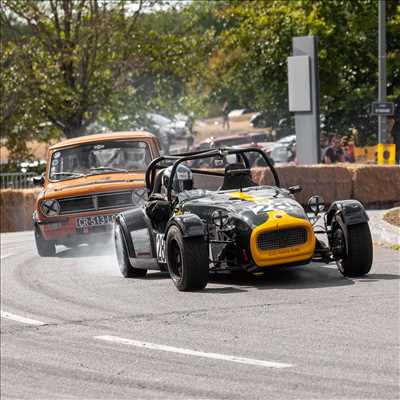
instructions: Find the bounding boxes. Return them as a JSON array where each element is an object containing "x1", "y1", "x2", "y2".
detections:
[
  {"x1": 332, "y1": 225, "x2": 346, "y2": 272},
  {"x1": 169, "y1": 241, "x2": 183, "y2": 282}
]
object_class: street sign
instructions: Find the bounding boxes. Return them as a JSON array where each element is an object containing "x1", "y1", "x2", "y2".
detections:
[{"x1": 371, "y1": 102, "x2": 394, "y2": 116}]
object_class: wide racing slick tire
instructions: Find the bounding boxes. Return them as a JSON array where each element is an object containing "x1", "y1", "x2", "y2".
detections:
[
  {"x1": 34, "y1": 225, "x2": 56, "y2": 257},
  {"x1": 166, "y1": 225, "x2": 208, "y2": 291},
  {"x1": 114, "y1": 223, "x2": 147, "y2": 278},
  {"x1": 334, "y1": 222, "x2": 373, "y2": 277}
]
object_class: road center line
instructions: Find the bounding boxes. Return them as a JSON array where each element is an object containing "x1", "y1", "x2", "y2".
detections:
[
  {"x1": 95, "y1": 335, "x2": 293, "y2": 369},
  {"x1": 0, "y1": 311, "x2": 46, "y2": 326}
]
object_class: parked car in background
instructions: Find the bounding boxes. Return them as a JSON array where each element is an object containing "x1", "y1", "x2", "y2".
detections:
[
  {"x1": 193, "y1": 132, "x2": 275, "y2": 167},
  {"x1": 270, "y1": 135, "x2": 296, "y2": 165},
  {"x1": 250, "y1": 114, "x2": 295, "y2": 140},
  {"x1": 192, "y1": 135, "x2": 254, "y2": 167},
  {"x1": 33, "y1": 131, "x2": 161, "y2": 256},
  {"x1": 196, "y1": 134, "x2": 252, "y2": 150},
  {"x1": 246, "y1": 131, "x2": 275, "y2": 144},
  {"x1": 249, "y1": 112, "x2": 273, "y2": 128},
  {"x1": 147, "y1": 113, "x2": 188, "y2": 139},
  {"x1": 228, "y1": 109, "x2": 250, "y2": 118}
]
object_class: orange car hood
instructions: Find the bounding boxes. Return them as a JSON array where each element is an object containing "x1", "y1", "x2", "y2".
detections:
[{"x1": 43, "y1": 172, "x2": 146, "y2": 199}]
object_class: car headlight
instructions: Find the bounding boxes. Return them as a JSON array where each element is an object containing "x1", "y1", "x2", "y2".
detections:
[
  {"x1": 132, "y1": 188, "x2": 147, "y2": 205},
  {"x1": 211, "y1": 210, "x2": 230, "y2": 229},
  {"x1": 286, "y1": 206, "x2": 308, "y2": 220},
  {"x1": 307, "y1": 195, "x2": 325, "y2": 215},
  {"x1": 40, "y1": 199, "x2": 60, "y2": 216}
]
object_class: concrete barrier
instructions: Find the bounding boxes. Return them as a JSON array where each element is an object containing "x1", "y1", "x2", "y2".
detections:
[
  {"x1": 351, "y1": 165, "x2": 400, "y2": 206},
  {"x1": 1, "y1": 165, "x2": 399, "y2": 232},
  {"x1": 256, "y1": 165, "x2": 353, "y2": 205}
]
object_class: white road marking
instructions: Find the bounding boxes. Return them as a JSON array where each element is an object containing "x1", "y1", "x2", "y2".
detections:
[
  {"x1": 0, "y1": 311, "x2": 46, "y2": 326},
  {"x1": 0, "y1": 253, "x2": 14, "y2": 261},
  {"x1": 322, "y1": 264, "x2": 338, "y2": 270},
  {"x1": 95, "y1": 335, "x2": 293, "y2": 369}
]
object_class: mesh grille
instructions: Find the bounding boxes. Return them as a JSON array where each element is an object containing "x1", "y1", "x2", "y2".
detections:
[
  {"x1": 59, "y1": 191, "x2": 134, "y2": 214},
  {"x1": 97, "y1": 191, "x2": 132, "y2": 209},
  {"x1": 257, "y1": 228, "x2": 308, "y2": 251},
  {"x1": 59, "y1": 197, "x2": 94, "y2": 213}
]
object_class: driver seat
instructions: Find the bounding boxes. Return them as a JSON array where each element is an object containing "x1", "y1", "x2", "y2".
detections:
[
  {"x1": 219, "y1": 163, "x2": 257, "y2": 191},
  {"x1": 152, "y1": 168, "x2": 165, "y2": 195}
]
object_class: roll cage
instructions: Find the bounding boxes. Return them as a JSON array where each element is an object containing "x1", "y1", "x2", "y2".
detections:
[{"x1": 145, "y1": 147, "x2": 280, "y2": 202}]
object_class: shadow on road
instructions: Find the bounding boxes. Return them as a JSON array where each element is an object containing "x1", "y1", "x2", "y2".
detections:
[
  {"x1": 202, "y1": 264, "x2": 357, "y2": 291},
  {"x1": 352, "y1": 273, "x2": 400, "y2": 282},
  {"x1": 54, "y1": 247, "x2": 399, "y2": 291}
]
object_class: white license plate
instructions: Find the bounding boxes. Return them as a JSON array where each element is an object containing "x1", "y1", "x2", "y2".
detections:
[{"x1": 76, "y1": 215, "x2": 115, "y2": 228}]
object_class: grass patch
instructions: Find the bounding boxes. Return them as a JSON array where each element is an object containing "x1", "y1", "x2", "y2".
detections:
[{"x1": 383, "y1": 208, "x2": 400, "y2": 228}]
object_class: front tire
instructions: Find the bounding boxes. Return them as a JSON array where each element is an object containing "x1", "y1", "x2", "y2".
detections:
[
  {"x1": 34, "y1": 225, "x2": 56, "y2": 257},
  {"x1": 114, "y1": 223, "x2": 147, "y2": 278},
  {"x1": 334, "y1": 223, "x2": 373, "y2": 277},
  {"x1": 166, "y1": 225, "x2": 208, "y2": 291}
]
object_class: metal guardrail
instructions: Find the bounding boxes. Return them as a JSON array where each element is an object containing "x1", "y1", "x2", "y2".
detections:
[{"x1": 0, "y1": 172, "x2": 36, "y2": 189}]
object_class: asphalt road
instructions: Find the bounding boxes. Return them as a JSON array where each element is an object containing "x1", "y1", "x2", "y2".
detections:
[{"x1": 1, "y1": 229, "x2": 399, "y2": 400}]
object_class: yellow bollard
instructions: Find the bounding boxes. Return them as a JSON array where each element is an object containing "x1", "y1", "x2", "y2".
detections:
[{"x1": 377, "y1": 143, "x2": 396, "y2": 165}]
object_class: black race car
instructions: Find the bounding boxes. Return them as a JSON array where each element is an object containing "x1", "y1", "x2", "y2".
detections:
[{"x1": 114, "y1": 147, "x2": 373, "y2": 291}]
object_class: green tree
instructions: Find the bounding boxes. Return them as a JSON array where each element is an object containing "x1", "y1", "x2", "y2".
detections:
[
  {"x1": 197, "y1": 0, "x2": 400, "y2": 144},
  {"x1": 1, "y1": 0, "x2": 152, "y2": 143}
]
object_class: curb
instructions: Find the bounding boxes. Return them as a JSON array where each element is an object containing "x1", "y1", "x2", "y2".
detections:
[{"x1": 369, "y1": 209, "x2": 400, "y2": 249}]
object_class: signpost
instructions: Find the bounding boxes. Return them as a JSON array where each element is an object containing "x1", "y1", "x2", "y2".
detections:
[
  {"x1": 378, "y1": 0, "x2": 387, "y2": 145},
  {"x1": 371, "y1": 102, "x2": 395, "y2": 116}
]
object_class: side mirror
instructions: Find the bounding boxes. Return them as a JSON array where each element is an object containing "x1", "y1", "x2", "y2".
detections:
[
  {"x1": 288, "y1": 185, "x2": 302, "y2": 194},
  {"x1": 307, "y1": 195, "x2": 325, "y2": 215},
  {"x1": 33, "y1": 174, "x2": 45, "y2": 187}
]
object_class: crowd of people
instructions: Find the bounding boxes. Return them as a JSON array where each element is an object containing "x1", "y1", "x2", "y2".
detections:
[
  {"x1": 320, "y1": 133, "x2": 355, "y2": 164},
  {"x1": 219, "y1": 98, "x2": 399, "y2": 165}
]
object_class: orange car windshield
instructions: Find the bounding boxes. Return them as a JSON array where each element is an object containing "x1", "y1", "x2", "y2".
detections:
[{"x1": 49, "y1": 140, "x2": 151, "y2": 181}]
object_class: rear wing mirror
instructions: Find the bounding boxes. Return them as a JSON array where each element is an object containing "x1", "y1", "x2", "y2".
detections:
[
  {"x1": 33, "y1": 174, "x2": 45, "y2": 187},
  {"x1": 288, "y1": 185, "x2": 302, "y2": 194}
]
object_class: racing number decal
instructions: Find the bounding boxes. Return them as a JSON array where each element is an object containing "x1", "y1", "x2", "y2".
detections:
[{"x1": 156, "y1": 233, "x2": 166, "y2": 263}]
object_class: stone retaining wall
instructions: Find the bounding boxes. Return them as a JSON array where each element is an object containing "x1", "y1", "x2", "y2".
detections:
[{"x1": 1, "y1": 165, "x2": 399, "y2": 232}]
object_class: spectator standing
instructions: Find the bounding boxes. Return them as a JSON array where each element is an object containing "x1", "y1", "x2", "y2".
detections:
[
  {"x1": 320, "y1": 133, "x2": 329, "y2": 160},
  {"x1": 322, "y1": 134, "x2": 345, "y2": 164},
  {"x1": 222, "y1": 99, "x2": 230, "y2": 131},
  {"x1": 341, "y1": 136, "x2": 355, "y2": 163}
]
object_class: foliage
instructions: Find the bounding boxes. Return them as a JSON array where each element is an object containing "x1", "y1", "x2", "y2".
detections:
[
  {"x1": 1, "y1": 0, "x2": 399, "y2": 157},
  {"x1": 199, "y1": 0, "x2": 400, "y2": 144},
  {"x1": 1, "y1": 0, "x2": 153, "y2": 144}
]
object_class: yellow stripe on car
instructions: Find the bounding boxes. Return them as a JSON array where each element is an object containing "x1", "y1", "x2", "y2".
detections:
[{"x1": 229, "y1": 192, "x2": 273, "y2": 204}]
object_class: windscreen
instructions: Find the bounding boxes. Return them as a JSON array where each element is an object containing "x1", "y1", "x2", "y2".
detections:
[{"x1": 49, "y1": 140, "x2": 151, "y2": 181}]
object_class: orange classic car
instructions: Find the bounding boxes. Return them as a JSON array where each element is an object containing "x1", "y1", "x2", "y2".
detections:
[{"x1": 33, "y1": 131, "x2": 161, "y2": 256}]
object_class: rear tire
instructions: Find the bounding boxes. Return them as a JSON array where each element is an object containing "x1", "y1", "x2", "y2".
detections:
[
  {"x1": 166, "y1": 225, "x2": 208, "y2": 291},
  {"x1": 34, "y1": 225, "x2": 56, "y2": 257},
  {"x1": 114, "y1": 223, "x2": 147, "y2": 278},
  {"x1": 335, "y1": 223, "x2": 373, "y2": 277}
]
